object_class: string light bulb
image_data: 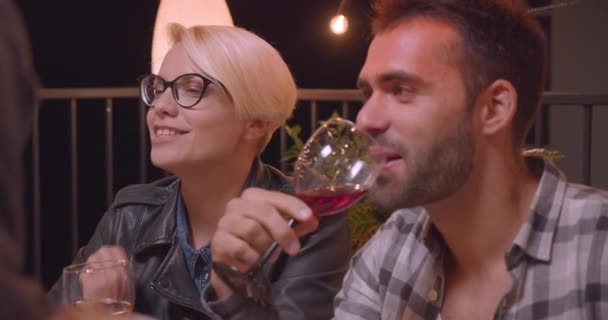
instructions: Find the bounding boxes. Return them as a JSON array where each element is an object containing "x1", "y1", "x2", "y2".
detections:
[{"x1": 330, "y1": 14, "x2": 349, "y2": 35}]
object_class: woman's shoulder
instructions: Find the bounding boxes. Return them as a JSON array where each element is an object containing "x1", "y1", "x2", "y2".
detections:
[
  {"x1": 254, "y1": 162, "x2": 293, "y2": 193},
  {"x1": 110, "y1": 175, "x2": 180, "y2": 210}
]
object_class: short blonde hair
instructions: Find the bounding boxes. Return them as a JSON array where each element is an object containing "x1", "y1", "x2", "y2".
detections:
[{"x1": 168, "y1": 23, "x2": 297, "y2": 151}]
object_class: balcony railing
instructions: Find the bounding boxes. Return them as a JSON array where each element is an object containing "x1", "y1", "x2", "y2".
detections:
[{"x1": 30, "y1": 88, "x2": 608, "y2": 287}]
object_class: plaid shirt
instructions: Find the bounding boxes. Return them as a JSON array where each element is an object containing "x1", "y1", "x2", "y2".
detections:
[{"x1": 334, "y1": 157, "x2": 608, "y2": 319}]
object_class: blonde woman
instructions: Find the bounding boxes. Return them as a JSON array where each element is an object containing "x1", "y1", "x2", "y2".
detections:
[{"x1": 49, "y1": 24, "x2": 350, "y2": 320}]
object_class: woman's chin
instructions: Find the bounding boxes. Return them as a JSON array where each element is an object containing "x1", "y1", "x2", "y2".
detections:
[{"x1": 150, "y1": 154, "x2": 181, "y2": 173}]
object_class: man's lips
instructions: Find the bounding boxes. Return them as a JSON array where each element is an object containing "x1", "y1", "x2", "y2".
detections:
[{"x1": 369, "y1": 146, "x2": 402, "y2": 169}]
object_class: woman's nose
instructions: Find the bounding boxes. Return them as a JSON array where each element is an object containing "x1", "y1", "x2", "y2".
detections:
[{"x1": 151, "y1": 89, "x2": 179, "y2": 117}]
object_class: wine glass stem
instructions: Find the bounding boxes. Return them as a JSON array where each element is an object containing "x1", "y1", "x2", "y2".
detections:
[{"x1": 258, "y1": 218, "x2": 296, "y2": 267}]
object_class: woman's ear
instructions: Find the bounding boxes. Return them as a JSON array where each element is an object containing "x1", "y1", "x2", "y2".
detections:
[
  {"x1": 478, "y1": 79, "x2": 517, "y2": 136},
  {"x1": 243, "y1": 119, "x2": 270, "y2": 141}
]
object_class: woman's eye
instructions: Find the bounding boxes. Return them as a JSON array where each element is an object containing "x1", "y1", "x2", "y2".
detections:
[
  {"x1": 185, "y1": 87, "x2": 202, "y2": 94},
  {"x1": 152, "y1": 85, "x2": 164, "y2": 95}
]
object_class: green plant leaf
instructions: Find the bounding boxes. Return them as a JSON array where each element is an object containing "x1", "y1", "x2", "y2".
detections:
[{"x1": 522, "y1": 148, "x2": 565, "y2": 160}]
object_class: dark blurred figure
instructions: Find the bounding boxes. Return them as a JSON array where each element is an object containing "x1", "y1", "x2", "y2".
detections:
[
  {"x1": 0, "y1": 0, "x2": 49, "y2": 318},
  {"x1": 0, "y1": 2, "x2": 160, "y2": 319}
]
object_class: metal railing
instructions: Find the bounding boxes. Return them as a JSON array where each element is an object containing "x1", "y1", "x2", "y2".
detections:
[{"x1": 30, "y1": 88, "x2": 608, "y2": 285}]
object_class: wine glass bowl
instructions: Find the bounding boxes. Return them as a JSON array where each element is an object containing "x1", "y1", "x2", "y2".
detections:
[
  {"x1": 293, "y1": 117, "x2": 382, "y2": 216},
  {"x1": 62, "y1": 259, "x2": 135, "y2": 316}
]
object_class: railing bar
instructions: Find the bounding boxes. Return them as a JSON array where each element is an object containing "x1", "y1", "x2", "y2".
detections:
[
  {"x1": 541, "y1": 105, "x2": 550, "y2": 145},
  {"x1": 70, "y1": 99, "x2": 79, "y2": 255},
  {"x1": 541, "y1": 92, "x2": 608, "y2": 105},
  {"x1": 39, "y1": 87, "x2": 139, "y2": 100},
  {"x1": 298, "y1": 89, "x2": 363, "y2": 102},
  {"x1": 534, "y1": 112, "x2": 543, "y2": 146},
  {"x1": 139, "y1": 101, "x2": 148, "y2": 183},
  {"x1": 280, "y1": 125, "x2": 287, "y2": 173},
  {"x1": 341, "y1": 101, "x2": 350, "y2": 120},
  {"x1": 36, "y1": 88, "x2": 608, "y2": 105},
  {"x1": 582, "y1": 104, "x2": 593, "y2": 185},
  {"x1": 105, "y1": 99, "x2": 114, "y2": 206},
  {"x1": 32, "y1": 105, "x2": 42, "y2": 280},
  {"x1": 34, "y1": 88, "x2": 608, "y2": 105},
  {"x1": 310, "y1": 101, "x2": 318, "y2": 132}
]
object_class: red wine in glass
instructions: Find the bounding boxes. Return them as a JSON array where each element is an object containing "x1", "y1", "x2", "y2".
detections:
[{"x1": 296, "y1": 185, "x2": 367, "y2": 217}]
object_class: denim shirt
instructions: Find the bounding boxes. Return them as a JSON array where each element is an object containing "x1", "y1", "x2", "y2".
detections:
[{"x1": 176, "y1": 193, "x2": 212, "y2": 292}]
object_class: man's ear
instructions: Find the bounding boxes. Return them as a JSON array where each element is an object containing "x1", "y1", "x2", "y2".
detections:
[
  {"x1": 243, "y1": 119, "x2": 270, "y2": 141},
  {"x1": 478, "y1": 79, "x2": 517, "y2": 135}
]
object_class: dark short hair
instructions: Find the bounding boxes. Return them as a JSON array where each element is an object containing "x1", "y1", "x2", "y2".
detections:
[{"x1": 372, "y1": 0, "x2": 548, "y2": 147}]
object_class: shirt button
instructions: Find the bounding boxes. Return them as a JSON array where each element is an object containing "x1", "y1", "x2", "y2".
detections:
[{"x1": 427, "y1": 289, "x2": 438, "y2": 302}]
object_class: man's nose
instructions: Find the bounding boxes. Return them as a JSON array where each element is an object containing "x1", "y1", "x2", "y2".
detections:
[{"x1": 356, "y1": 93, "x2": 390, "y2": 136}]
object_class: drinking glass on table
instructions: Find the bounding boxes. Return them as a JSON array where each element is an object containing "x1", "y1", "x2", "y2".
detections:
[
  {"x1": 61, "y1": 259, "x2": 135, "y2": 316},
  {"x1": 214, "y1": 116, "x2": 383, "y2": 304}
]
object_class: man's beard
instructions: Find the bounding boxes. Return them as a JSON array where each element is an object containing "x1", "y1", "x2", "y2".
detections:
[{"x1": 369, "y1": 117, "x2": 475, "y2": 212}]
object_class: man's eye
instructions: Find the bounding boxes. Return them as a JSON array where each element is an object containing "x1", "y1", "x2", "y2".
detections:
[{"x1": 392, "y1": 85, "x2": 413, "y2": 96}]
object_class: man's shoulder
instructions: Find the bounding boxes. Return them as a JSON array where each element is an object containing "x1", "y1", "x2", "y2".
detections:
[
  {"x1": 562, "y1": 182, "x2": 608, "y2": 219},
  {"x1": 564, "y1": 182, "x2": 608, "y2": 203},
  {"x1": 379, "y1": 207, "x2": 428, "y2": 237},
  {"x1": 554, "y1": 183, "x2": 608, "y2": 248},
  {"x1": 358, "y1": 207, "x2": 427, "y2": 256}
]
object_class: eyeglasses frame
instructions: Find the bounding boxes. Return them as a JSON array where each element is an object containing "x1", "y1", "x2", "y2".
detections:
[{"x1": 137, "y1": 73, "x2": 222, "y2": 108}]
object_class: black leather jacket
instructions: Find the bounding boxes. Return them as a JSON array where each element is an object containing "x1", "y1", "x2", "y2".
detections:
[{"x1": 48, "y1": 160, "x2": 351, "y2": 319}]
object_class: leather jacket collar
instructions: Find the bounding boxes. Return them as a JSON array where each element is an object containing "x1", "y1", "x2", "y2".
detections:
[{"x1": 130, "y1": 158, "x2": 292, "y2": 256}]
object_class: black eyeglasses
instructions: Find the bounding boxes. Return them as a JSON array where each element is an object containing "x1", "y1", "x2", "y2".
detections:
[{"x1": 137, "y1": 73, "x2": 222, "y2": 108}]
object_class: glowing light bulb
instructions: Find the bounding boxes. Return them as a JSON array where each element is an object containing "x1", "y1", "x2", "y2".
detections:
[{"x1": 329, "y1": 14, "x2": 349, "y2": 35}]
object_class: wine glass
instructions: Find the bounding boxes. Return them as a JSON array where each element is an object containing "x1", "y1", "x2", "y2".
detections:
[
  {"x1": 255, "y1": 116, "x2": 381, "y2": 265},
  {"x1": 62, "y1": 259, "x2": 135, "y2": 316},
  {"x1": 292, "y1": 116, "x2": 380, "y2": 217},
  {"x1": 214, "y1": 117, "x2": 382, "y2": 305}
]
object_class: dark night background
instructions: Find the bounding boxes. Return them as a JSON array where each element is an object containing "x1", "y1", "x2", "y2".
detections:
[
  {"x1": 16, "y1": 0, "x2": 549, "y2": 289},
  {"x1": 18, "y1": 1, "x2": 374, "y2": 88}
]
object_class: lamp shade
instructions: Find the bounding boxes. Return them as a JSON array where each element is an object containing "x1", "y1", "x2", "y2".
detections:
[{"x1": 151, "y1": 0, "x2": 234, "y2": 73}]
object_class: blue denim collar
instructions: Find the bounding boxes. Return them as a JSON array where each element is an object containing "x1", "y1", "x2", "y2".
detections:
[{"x1": 176, "y1": 192, "x2": 211, "y2": 292}]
